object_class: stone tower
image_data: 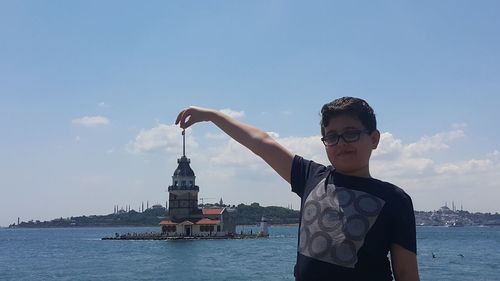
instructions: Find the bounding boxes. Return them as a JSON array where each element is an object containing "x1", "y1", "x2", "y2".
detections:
[{"x1": 167, "y1": 130, "x2": 202, "y2": 221}]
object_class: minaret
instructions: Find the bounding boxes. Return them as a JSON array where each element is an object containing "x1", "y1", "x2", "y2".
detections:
[{"x1": 168, "y1": 129, "x2": 201, "y2": 221}]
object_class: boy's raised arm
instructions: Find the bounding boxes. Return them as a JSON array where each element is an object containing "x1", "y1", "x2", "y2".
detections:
[{"x1": 175, "y1": 106, "x2": 294, "y2": 184}]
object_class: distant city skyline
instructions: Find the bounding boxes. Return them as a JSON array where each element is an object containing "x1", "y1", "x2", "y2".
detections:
[{"x1": 1, "y1": 1, "x2": 500, "y2": 226}]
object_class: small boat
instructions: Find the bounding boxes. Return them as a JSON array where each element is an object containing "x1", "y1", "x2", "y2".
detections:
[{"x1": 446, "y1": 220, "x2": 464, "y2": 227}]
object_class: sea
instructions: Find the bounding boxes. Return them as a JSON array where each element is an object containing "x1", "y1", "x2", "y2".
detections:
[{"x1": 1, "y1": 225, "x2": 499, "y2": 281}]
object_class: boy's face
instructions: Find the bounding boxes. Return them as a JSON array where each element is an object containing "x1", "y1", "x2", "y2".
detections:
[{"x1": 323, "y1": 115, "x2": 380, "y2": 177}]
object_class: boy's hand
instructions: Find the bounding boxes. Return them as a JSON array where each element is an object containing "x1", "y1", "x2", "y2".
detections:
[{"x1": 175, "y1": 106, "x2": 214, "y2": 129}]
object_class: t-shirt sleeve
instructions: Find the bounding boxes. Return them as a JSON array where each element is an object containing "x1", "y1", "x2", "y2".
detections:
[
  {"x1": 389, "y1": 190, "x2": 417, "y2": 254},
  {"x1": 290, "y1": 155, "x2": 319, "y2": 198}
]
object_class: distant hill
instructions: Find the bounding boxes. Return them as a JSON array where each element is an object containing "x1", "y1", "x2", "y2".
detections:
[
  {"x1": 12, "y1": 203, "x2": 300, "y2": 228},
  {"x1": 234, "y1": 202, "x2": 300, "y2": 225},
  {"x1": 13, "y1": 203, "x2": 499, "y2": 228},
  {"x1": 14, "y1": 207, "x2": 168, "y2": 228}
]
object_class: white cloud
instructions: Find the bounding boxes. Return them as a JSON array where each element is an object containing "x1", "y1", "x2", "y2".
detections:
[
  {"x1": 220, "y1": 108, "x2": 245, "y2": 119},
  {"x1": 209, "y1": 132, "x2": 326, "y2": 168},
  {"x1": 370, "y1": 128, "x2": 500, "y2": 206},
  {"x1": 72, "y1": 116, "x2": 110, "y2": 127},
  {"x1": 98, "y1": 102, "x2": 110, "y2": 108},
  {"x1": 210, "y1": 138, "x2": 262, "y2": 168},
  {"x1": 371, "y1": 132, "x2": 403, "y2": 160},
  {"x1": 127, "y1": 124, "x2": 198, "y2": 154},
  {"x1": 203, "y1": 132, "x2": 328, "y2": 188},
  {"x1": 279, "y1": 135, "x2": 328, "y2": 164},
  {"x1": 403, "y1": 129, "x2": 465, "y2": 157},
  {"x1": 488, "y1": 150, "x2": 500, "y2": 160},
  {"x1": 435, "y1": 159, "x2": 493, "y2": 175}
]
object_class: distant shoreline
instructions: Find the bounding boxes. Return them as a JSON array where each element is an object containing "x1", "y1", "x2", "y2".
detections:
[
  {"x1": 5, "y1": 223, "x2": 500, "y2": 229},
  {"x1": 4, "y1": 223, "x2": 301, "y2": 229},
  {"x1": 6, "y1": 204, "x2": 500, "y2": 229}
]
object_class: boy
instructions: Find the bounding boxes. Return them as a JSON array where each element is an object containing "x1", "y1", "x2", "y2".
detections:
[{"x1": 175, "y1": 97, "x2": 419, "y2": 281}]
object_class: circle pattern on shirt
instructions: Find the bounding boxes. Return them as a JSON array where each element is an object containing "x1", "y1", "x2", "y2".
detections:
[
  {"x1": 302, "y1": 201, "x2": 321, "y2": 224},
  {"x1": 318, "y1": 207, "x2": 344, "y2": 232},
  {"x1": 344, "y1": 214, "x2": 370, "y2": 241},
  {"x1": 336, "y1": 188, "x2": 355, "y2": 207},
  {"x1": 331, "y1": 240, "x2": 357, "y2": 266},
  {"x1": 312, "y1": 182, "x2": 328, "y2": 201},
  {"x1": 354, "y1": 194, "x2": 383, "y2": 216},
  {"x1": 309, "y1": 232, "x2": 332, "y2": 258},
  {"x1": 299, "y1": 226, "x2": 311, "y2": 252}
]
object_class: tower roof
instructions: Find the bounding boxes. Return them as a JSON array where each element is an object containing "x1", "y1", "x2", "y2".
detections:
[
  {"x1": 173, "y1": 156, "x2": 195, "y2": 177},
  {"x1": 172, "y1": 129, "x2": 195, "y2": 177}
]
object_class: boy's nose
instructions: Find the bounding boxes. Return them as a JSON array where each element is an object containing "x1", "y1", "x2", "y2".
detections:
[{"x1": 337, "y1": 137, "x2": 348, "y2": 145}]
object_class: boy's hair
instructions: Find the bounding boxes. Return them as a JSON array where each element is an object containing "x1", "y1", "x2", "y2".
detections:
[{"x1": 320, "y1": 97, "x2": 377, "y2": 136}]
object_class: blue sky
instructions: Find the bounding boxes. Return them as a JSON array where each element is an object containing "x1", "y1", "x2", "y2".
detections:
[{"x1": 1, "y1": 1, "x2": 499, "y2": 226}]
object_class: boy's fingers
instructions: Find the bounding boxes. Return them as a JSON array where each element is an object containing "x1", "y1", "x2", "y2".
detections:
[
  {"x1": 175, "y1": 111, "x2": 182, "y2": 125},
  {"x1": 175, "y1": 107, "x2": 199, "y2": 129},
  {"x1": 183, "y1": 118, "x2": 193, "y2": 129},
  {"x1": 179, "y1": 112, "x2": 193, "y2": 129},
  {"x1": 175, "y1": 108, "x2": 189, "y2": 126}
]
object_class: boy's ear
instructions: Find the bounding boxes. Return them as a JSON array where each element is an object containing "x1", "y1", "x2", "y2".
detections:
[{"x1": 371, "y1": 130, "x2": 380, "y2": 149}]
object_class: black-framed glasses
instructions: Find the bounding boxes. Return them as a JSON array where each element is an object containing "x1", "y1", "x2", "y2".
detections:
[{"x1": 321, "y1": 129, "x2": 370, "y2": 146}]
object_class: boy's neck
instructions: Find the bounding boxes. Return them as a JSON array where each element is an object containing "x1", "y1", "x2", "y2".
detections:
[{"x1": 336, "y1": 166, "x2": 372, "y2": 178}]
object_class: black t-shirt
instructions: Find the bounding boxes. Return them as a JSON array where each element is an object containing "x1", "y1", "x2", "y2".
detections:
[{"x1": 291, "y1": 155, "x2": 416, "y2": 281}]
